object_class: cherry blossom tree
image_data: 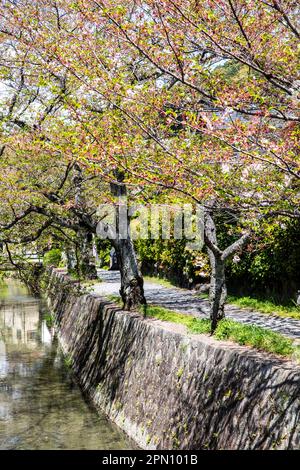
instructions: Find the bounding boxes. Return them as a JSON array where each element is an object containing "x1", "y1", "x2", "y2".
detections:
[{"x1": 1, "y1": 0, "x2": 299, "y2": 328}]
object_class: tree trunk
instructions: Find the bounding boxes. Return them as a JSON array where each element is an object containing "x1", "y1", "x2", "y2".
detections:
[
  {"x1": 109, "y1": 247, "x2": 119, "y2": 270},
  {"x1": 110, "y1": 170, "x2": 146, "y2": 310},
  {"x1": 72, "y1": 164, "x2": 98, "y2": 280},
  {"x1": 78, "y1": 230, "x2": 98, "y2": 280},
  {"x1": 204, "y1": 207, "x2": 251, "y2": 332},
  {"x1": 114, "y1": 237, "x2": 146, "y2": 310},
  {"x1": 208, "y1": 250, "x2": 227, "y2": 333},
  {"x1": 204, "y1": 209, "x2": 227, "y2": 332},
  {"x1": 65, "y1": 246, "x2": 77, "y2": 274}
]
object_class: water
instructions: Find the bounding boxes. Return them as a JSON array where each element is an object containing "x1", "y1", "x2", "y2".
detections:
[{"x1": 0, "y1": 279, "x2": 133, "y2": 450}]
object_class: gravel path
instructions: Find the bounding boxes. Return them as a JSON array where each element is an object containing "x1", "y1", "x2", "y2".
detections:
[{"x1": 92, "y1": 270, "x2": 300, "y2": 340}]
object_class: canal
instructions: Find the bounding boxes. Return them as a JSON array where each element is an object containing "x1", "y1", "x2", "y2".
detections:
[{"x1": 0, "y1": 279, "x2": 133, "y2": 450}]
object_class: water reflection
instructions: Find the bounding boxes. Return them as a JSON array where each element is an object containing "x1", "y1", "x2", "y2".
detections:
[{"x1": 0, "y1": 279, "x2": 133, "y2": 450}]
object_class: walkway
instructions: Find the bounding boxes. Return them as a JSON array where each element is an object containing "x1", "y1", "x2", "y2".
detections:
[{"x1": 92, "y1": 270, "x2": 300, "y2": 340}]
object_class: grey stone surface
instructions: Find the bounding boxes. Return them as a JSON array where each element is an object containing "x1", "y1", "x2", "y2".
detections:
[
  {"x1": 44, "y1": 269, "x2": 300, "y2": 450},
  {"x1": 92, "y1": 270, "x2": 300, "y2": 339}
]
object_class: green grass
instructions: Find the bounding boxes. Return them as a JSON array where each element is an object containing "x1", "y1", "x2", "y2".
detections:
[
  {"x1": 106, "y1": 295, "x2": 298, "y2": 359},
  {"x1": 144, "y1": 275, "x2": 300, "y2": 320},
  {"x1": 211, "y1": 319, "x2": 294, "y2": 357},
  {"x1": 196, "y1": 292, "x2": 300, "y2": 320},
  {"x1": 227, "y1": 295, "x2": 300, "y2": 320},
  {"x1": 107, "y1": 294, "x2": 122, "y2": 304},
  {"x1": 81, "y1": 279, "x2": 102, "y2": 288},
  {"x1": 142, "y1": 305, "x2": 209, "y2": 330},
  {"x1": 144, "y1": 276, "x2": 177, "y2": 288},
  {"x1": 142, "y1": 305, "x2": 297, "y2": 359}
]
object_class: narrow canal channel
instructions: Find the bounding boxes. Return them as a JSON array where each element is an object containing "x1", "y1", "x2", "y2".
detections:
[{"x1": 0, "y1": 279, "x2": 133, "y2": 450}]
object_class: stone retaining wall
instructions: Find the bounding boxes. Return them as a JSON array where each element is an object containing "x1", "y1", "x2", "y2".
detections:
[{"x1": 44, "y1": 269, "x2": 300, "y2": 449}]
